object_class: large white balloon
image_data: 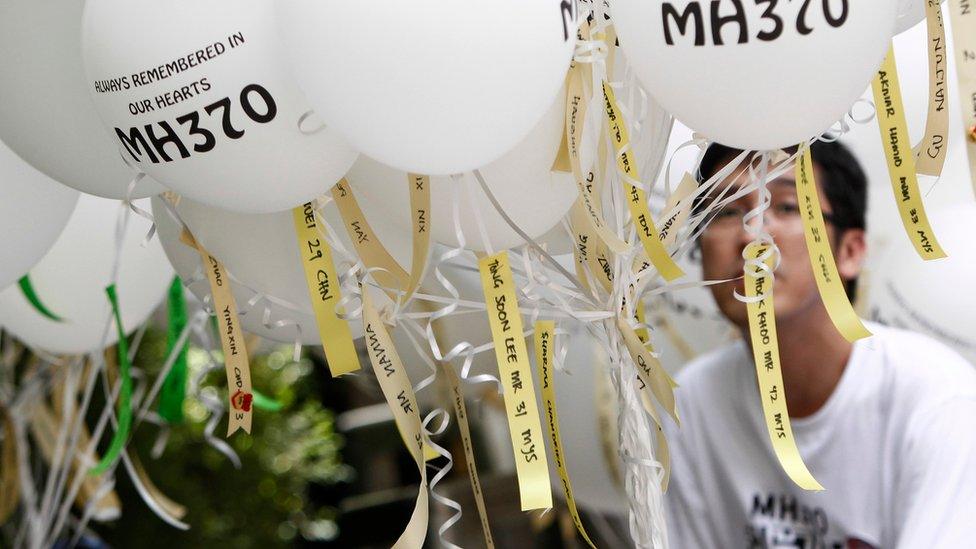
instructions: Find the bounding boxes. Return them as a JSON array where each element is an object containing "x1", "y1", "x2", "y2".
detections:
[
  {"x1": 277, "y1": 0, "x2": 577, "y2": 175},
  {"x1": 612, "y1": 0, "x2": 898, "y2": 150},
  {"x1": 0, "y1": 195, "x2": 174, "y2": 355},
  {"x1": 347, "y1": 89, "x2": 578, "y2": 252},
  {"x1": 0, "y1": 0, "x2": 163, "y2": 199},
  {"x1": 0, "y1": 141, "x2": 79, "y2": 292},
  {"x1": 869, "y1": 203, "x2": 976, "y2": 365},
  {"x1": 81, "y1": 0, "x2": 358, "y2": 213}
]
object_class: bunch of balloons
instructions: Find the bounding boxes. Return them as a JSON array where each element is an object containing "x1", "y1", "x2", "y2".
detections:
[{"x1": 0, "y1": 0, "x2": 967, "y2": 548}]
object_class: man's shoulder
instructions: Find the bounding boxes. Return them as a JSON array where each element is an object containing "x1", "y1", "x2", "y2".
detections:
[{"x1": 865, "y1": 322, "x2": 976, "y2": 402}]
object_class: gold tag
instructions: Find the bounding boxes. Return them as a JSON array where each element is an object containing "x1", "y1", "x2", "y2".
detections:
[
  {"x1": 362, "y1": 291, "x2": 429, "y2": 548},
  {"x1": 440, "y1": 360, "x2": 495, "y2": 547},
  {"x1": 616, "y1": 318, "x2": 680, "y2": 424},
  {"x1": 872, "y1": 46, "x2": 947, "y2": 261},
  {"x1": 180, "y1": 229, "x2": 253, "y2": 434},
  {"x1": 795, "y1": 146, "x2": 871, "y2": 342},
  {"x1": 292, "y1": 203, "x2": 360, "y2": 377},
  {"x1": 406, "y1": 174, "x2": 432, "y2": 303},
  {"x1": 744, "y1": 243, "x2": 823, "y2": 491},
  {"x1": 478, "y1": 251, "x2": 553, "y2": 511},
  {"x1": 915, "y1": 0, "x2": 951, "y2": 177},
  {"x1": 566, "y1": 61, "x2": 630, "y2": 254},
  {"x1": 657, "y1": 173, "x2": 698, "y2": 249},
  {"x1": 332, "y1": 180, "x2": 408, "y2": 295},
  {"x1": 603, "y1": 81, "x2": 686, "y2": 281},
  {"x1": 535, "y1": 322, "x2": 597, "y2": 547}
]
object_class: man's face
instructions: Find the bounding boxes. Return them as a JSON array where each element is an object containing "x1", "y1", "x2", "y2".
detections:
[{"x1": 698, "y1": 161, "x2": 865, "y2": 329}]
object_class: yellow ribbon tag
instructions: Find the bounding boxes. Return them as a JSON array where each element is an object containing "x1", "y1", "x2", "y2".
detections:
[
  {"x1": 552, "y1": 119, "x2": 572, "y2": 174},
  {"x1": 332, "y1": 177, "x2": 435, "y2": 463},
  {"x1": 569, "y1": 206, "x2": 594, "y2": 293},
  {"x1": 622, "y1": 172, "x2": 698, "y2": 344},
  {"x1": 872, "y1": 46, "x2": 947, "y2": 261},
  {"x1": 292, "y1": 202, "x2": 360, "y2": 377},
  {"x1": 567, "y1": 62, "x2": 630, "y2": 255},
  {"x1": 603, "y1": 81, "x2": 686, "y2": 282},
  {"x1": 0, "y1": 404, "x2": 19, "y2": 525},
  {"x1": 608, "y1": 319, "x2": 674, "y2": 492},
  {"x1": 569, "y1": 202, "x2": 616, "y2": 295},
  {"x1": 534, "y1": 322, "x2": 598, "y2": 548},
  {"x1": 744, "y1": 243, "x2": 824, "y2": 491},
  {"x1": 634, "y1": 298, "x2": 650, "y2": 343},
  {"x1": 948, "y1": 0, "x2": 976, "y2": 193},
  {"x1": 478, "y1": 251, "x2": 553, "y2": 511},
  {"x1": 915, "y1": 0, "x2": 951, "y2": 176},
  {"x1": 439, "y1": 360, "x2": 496, "y2": 548},
  {"x1": 616, "y1": 317, "x2": 680, "y2": 424},
  {"x1": 333, "y1": 176, "x2": 430, "y2": 305},
  {"x1": 180, "y1": 229, "x2": 253, "y2": 435},
  {"x1": 658, "y1": 173, "x2": 698, "y2": 249},
  {"x1": 406, "y1": 174, "x2": 432, "y2": 303},
  {"x1": 361, "y1": 291, "x2": 429, "y2": 548},
  {"x1": 795, "y1": 146, "x2": 872, "y2": 343},
  {"x1": 332, "y1": 180, "x2": 410, "y2": 295}
]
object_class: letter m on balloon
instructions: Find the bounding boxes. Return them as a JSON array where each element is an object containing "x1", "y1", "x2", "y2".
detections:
[
  {"x1": 662, "y1": 2, "x2": 705, "y2": 46},
  {"x1": 115, "y1": 126, "x2": 159, "y2": 164}
]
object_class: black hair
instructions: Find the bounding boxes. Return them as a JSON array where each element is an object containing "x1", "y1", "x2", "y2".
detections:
[{"x1": 695, "y1": 140, "x2": 868, "y2": 300}]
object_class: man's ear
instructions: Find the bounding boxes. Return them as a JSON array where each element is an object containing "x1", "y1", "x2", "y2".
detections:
[{"x1": 835, "y1": 228, "x2": 867, "y2": 283}]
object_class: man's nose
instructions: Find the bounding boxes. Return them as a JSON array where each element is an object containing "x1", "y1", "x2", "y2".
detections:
[
  {"x1": 738, "y1": 202, "x2": 766, "y2": 241},
  {"x1": 735, "y1": 218, "x2": 755, "y2": 252}
]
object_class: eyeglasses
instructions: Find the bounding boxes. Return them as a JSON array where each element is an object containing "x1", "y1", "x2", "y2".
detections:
[{"x1": 702, "y1": 197, "x2": 838, "y2": 233}]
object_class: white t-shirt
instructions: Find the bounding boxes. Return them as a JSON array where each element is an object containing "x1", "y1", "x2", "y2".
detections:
[{"x1": 664, "y1": 323, "x2": 976, "y2": 549}]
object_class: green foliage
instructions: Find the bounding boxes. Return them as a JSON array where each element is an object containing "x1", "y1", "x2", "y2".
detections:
[{"x1": 94, "y1": 329, "x2": 349, "y2": 548}]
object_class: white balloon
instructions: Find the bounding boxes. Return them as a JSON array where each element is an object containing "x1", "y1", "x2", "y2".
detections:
[
  {"x1": 0, "y1": 141, "x2": 79, "y2": 292},
  {"x1": 81, "y1": 0, "x2": 358, "y2": 213},
  {"x1": 612, "y1": 0, "x2": 898, "y2": 150},
  {"x1": 869, "y1": 203, "x2": 976, "y2": 365},
  {"x1": 347, "y1": 89, "x2": 578, "y2": 252},
  {"x1": 0, "y1": 195, "x2": 174, "y2": 355},
  {"x1": 277, "y1": 0, "x2": 577, "y2": 175},
  {"x1": 152, "y1": 196, "x2": 319, "y2": 345},
  {"x1": 0, "y1": 0, "x2": 163, "y2": 199},
  {"x1": 171, "y1": 195, "x2": 411, "y2": 340}
]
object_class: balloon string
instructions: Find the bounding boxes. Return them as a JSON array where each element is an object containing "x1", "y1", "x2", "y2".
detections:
[{"x1": 422, "y1": 410, "x2": 464, "y2": 549}]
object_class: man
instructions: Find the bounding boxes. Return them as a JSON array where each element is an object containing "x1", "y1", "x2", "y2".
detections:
[{"x1": 664, "y1": 141, "x2": 976, "y2": 548}]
